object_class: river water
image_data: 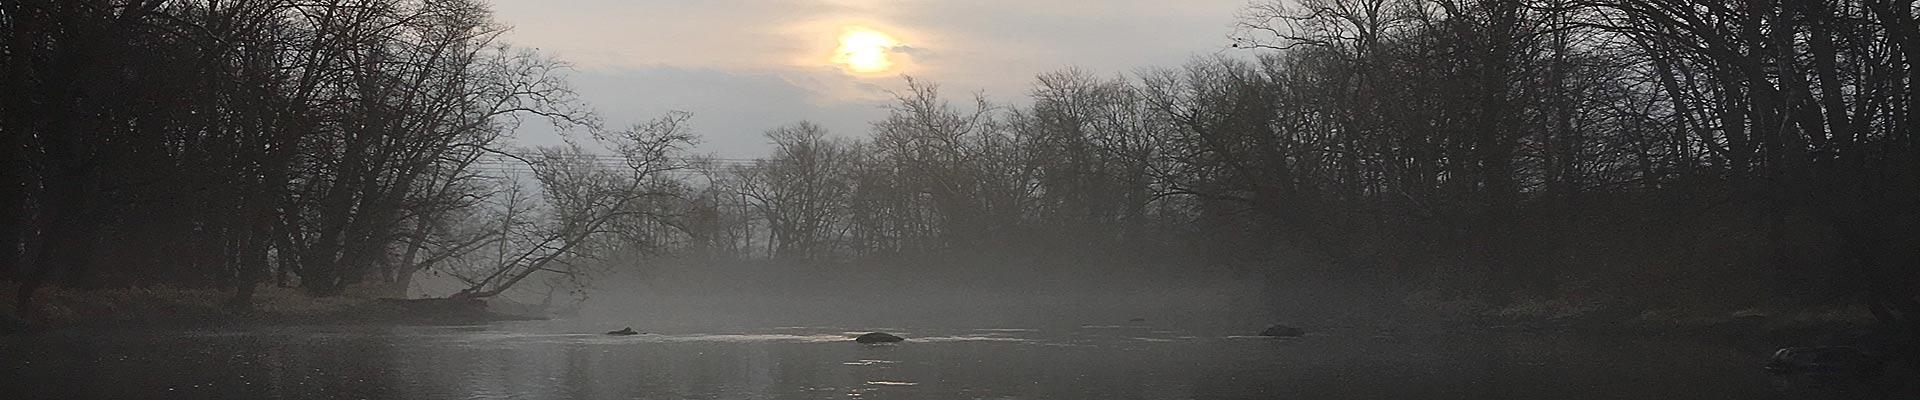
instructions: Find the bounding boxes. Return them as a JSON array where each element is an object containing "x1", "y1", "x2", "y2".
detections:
[{"x1": 0, "y1": 321, "x2": 1910, "y2": 399}]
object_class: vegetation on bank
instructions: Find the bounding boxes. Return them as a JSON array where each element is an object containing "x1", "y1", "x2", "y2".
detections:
[{"x1": 0, "y1": 283, "x2": 532, "y2": 331}]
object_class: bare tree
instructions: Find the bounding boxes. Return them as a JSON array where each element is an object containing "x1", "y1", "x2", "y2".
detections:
[{"x1": 449, "y1": 112, "x2": 695, "y2": 299}]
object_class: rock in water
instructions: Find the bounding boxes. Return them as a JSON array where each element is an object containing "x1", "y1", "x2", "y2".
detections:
[
  {"x1": 855, "y1": 332, "x2": 905, "y2": 344},
  {"x1": 606, "y1": 327, "x2": 640, "y2": 336},
  {"x1": 1260, "y1": 324, "x2": 1305, "y2": 337}
]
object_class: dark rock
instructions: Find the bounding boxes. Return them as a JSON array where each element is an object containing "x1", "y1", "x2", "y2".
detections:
[
  {"x1": 606, "y1": 327, "x2": 640, "y2": 336},
  {"x1": 1260, "y1": 324, "x2": 1305, "y2": 337},
  {"x1": 855, "y1": 332, "x2": 905, "y2": 344},
  {"x1": 0, "y1": 312, "x2": 27, "y2": 335}
]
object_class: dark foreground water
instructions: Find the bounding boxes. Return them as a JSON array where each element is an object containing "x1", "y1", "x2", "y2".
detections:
[{"x1": 1, "y1": 321, "x2": 1912, "y2": 399}]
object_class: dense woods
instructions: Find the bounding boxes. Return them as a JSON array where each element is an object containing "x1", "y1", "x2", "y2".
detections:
[
  {"x1": 0, "y1": 0, "x2": 685, "y2": 313},
  {"x1": 2, "y1": 0, "x2": 1916, "y2": 350}
]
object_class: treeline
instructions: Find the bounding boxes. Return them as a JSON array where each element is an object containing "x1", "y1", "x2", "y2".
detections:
[
  {"x1": 1203, "y1": 0, "x2": 1918, "y2": 325},
  {"x1": 687, "y1": 0, "x2": 1918, "y2": 332},
  {"x1": 678, "y1": 78, "x2": 1178, "y2": 265},
  {"x1": 0, "y1": 0, "x2": 705, "y2": 314}
]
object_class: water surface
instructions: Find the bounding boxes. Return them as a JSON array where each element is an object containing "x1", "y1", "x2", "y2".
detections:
[{"x1": 0, "y1": 321, "x2": 1907, "y2": 399}]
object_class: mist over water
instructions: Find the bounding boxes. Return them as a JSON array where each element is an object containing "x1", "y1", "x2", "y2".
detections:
[
  {"x1": 7, "y1": 255, "x2": 1914, "y2": 399},
  {"x1": 562, "y1": 259, "x2": 1283, "y2": 332}
]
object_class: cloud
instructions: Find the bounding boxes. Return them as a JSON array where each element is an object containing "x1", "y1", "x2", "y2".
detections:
[
  {"x1": 889, "y1": 44, "x2": 935, "y2": 61},
  {"x1": 488, "y1": 0, "x2": 1257, "y2": 155}
]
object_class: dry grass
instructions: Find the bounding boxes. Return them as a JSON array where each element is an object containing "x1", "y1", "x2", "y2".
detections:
[
  {"x1": 1, "y1": 283, "x2": 227, "y2": 326},
  {"x1": 247, "y1": 286, "x2": 373, "y2": 317},
  {"x1": 0, "y1": 283, "x2": 386, "y2": 328}
]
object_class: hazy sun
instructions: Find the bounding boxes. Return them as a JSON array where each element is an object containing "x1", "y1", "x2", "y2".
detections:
[{"x1": 833, "y1": 27, "x2": 899, "y2": 74}]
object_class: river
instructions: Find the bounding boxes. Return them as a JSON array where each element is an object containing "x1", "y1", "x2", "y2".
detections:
[{"x1": 0, "y1": 321, "x2": 1909, "y2": 399}]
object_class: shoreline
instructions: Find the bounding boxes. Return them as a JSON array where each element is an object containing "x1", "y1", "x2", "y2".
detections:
[
  {"x1": 3, "y1": 285, "x2": 1882, "y2": 345},
  {"x1": 1, "y1": 284, "x2": 539, "y2": 334}
]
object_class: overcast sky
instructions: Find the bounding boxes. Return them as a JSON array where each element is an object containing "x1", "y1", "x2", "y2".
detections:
[{"x1": 489, "y1": 0, "x2": 1252, "y2": 157}]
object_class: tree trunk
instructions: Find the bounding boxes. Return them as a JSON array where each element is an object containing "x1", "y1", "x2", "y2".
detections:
[
  {"x1": 15, "y1": 168, "x2": 96, "y2": 318},
  {"x1": 0, "y1": 113, "x2": 26, "y2": 282}
]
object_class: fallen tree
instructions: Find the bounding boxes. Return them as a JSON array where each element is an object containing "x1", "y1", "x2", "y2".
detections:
[{"x1": 446, "y1": 112, "x2": 698, "y2": 300}]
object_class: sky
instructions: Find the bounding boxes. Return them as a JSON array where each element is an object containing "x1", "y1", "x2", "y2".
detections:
[{"x1": 488, "y1": 0, "x2": 1254, "y2": 157}]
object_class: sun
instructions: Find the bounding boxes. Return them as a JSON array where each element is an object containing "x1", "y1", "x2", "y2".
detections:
[{"x1": 833, "y1": 27, "x2": 899, "y2": 74}]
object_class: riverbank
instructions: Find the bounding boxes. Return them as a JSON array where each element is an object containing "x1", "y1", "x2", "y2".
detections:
[
  {"x1": 0, "y1": 282, "x2": 1895, "y2": 349},
  {"x1": 0, "y1": 283, "x2": 536, "y2": 332}
]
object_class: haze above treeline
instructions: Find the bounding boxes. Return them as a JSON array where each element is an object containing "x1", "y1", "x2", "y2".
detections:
[{"x1": 0, "y1": 0, "x2": 1915, "y2": 335}]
